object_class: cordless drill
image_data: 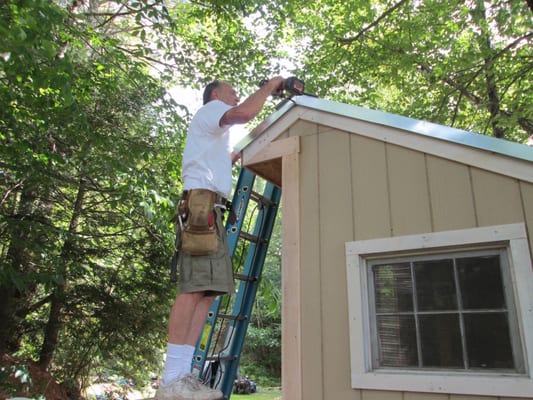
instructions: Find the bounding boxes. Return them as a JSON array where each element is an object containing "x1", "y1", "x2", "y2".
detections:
[{"x1": 259, "y1": 76, "x2": 306, "y2": 98}]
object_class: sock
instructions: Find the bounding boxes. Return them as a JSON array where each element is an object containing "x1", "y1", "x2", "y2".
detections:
[{"x1": 161, "y1": 343, "x2": 195, "y2": 385}]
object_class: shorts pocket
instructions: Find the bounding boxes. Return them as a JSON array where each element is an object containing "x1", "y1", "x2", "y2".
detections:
[
  {"x1": 209, "y1": 251, "x2": 231, "y2": 286},
  {"x1": 189, "y1": 256, "x2": 214, "y2": 285}
]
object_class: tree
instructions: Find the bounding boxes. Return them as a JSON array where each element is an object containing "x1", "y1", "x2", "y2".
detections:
[
  {"x1": 280, "y1": 0, "x2": 532, "y2": 141},
  {"x1": 0, "y1": 0, "x2": 187, "y2": 394},
  {"x1": 1, "y1": 0, "x2": 531, "y2": 396}
]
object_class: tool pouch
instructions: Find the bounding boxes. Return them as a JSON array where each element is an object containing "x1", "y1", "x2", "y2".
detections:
[{"x1": 181, "y1": 189, "x2": 218, "y2": 256}]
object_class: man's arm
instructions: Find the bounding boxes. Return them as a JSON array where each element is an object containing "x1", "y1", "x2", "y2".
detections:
[{"x1": 220, "y1": 76, "x2": 284, "y2": 127}]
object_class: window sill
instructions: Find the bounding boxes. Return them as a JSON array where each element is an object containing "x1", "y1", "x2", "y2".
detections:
[{"x1": 351, "y1": 369, "x2": 533, "y2": 397}]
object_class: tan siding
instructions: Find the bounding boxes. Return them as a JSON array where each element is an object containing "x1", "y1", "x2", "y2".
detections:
[
  {"x1": 350, "y1": 134, "x2": 392, "y2": 240},
  {"x1": 288, "y1": 120, "x2": 318, "y2": 137},
  {"x1": 298, "y1": 132, "x2": 325, "y2": 400},
  {"x1": 361, "y1": 390, "x2": 402, "y2": 400},
  {"x1": 426, "y1": 156, "x2": 477, "y2": 232},
  {"x1": 271, "y1": 116, "x2": 533, "y2": 399},
  {"x1": 317, "y1": 129, "x2": 355, "y2": 399},
  {"x1": 404, "y1": 392, "x2": 449, "y2": 400},
  {"x1": 318, "y1": 124, "x2": 340, "y2": 134},
  {"x1": 520, "y1": 181, "x2": 533, "y2": 252},
  {"x1": 470, "y1": 168, "x2": 524, "y2": 227},
  {"x1": 500, "y1": 397, "x2": 533, "y2": 400},
  {"x1": 386, "y1": 144, "x2": 432, "y2": 236}
]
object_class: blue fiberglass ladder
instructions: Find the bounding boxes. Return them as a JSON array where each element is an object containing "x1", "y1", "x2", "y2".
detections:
[{"x1": 190, "y1": 167, "x2": 282, "y2": 399}]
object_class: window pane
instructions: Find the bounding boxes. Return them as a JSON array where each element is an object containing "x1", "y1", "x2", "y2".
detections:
[
  {"x1": 457, "y1": 255, "x2": 505, "y2": 309},
  {"x1": 414, "y1": 259, "x2": 457, "y2": 311},
  {"x1": 419, "y1": 314, "x2": 463, "y2": 368},
  {"x1": 464, "y1": 313, "x2": 514, "y2": 369},
  {"x1": 377, "y1": 315, "x2": 418, "y2": 367},
  {"x1": 373, "y1": 263, "x2": 413, "y2": 312}
]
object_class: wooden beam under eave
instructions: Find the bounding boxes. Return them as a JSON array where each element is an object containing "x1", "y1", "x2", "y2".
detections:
[
  {"x1": 245, "y1": 159, "x2": 282, "y2": 188},
  {"x1": 242, "y1": 136, "x2": 300, "y2": 188}
]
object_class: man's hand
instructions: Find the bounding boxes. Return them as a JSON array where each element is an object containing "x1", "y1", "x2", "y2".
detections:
[
  {"x1": 220, "y1": 76, "x2": 286, "y2": 126},
  {"x1": 264, "y1": 76, "x2": 285, "y2": 97}
]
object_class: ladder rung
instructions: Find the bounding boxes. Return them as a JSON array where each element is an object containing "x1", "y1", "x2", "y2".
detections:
[
  {"x1": 206, "y1": 355, "x2": 237, "y2": 362},
  {"x1": 217, "y1": 313, "x2": 247, "y2": 321},
  {"x1": 239, "y1": 231, "x2": 267, "y2": 244},
  {"x1": 233, "y1": 273, "x2": 258, "y2": 282},
  {"x1": 250, "y1": 190, "x2": 277, "y2": 207}
]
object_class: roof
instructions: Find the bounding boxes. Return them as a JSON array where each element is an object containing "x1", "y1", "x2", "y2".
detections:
[{"x1": 236, "y1": 95, "x2": 533, "y2": 164}]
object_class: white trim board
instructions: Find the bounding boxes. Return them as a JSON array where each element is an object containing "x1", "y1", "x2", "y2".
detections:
[{"x1": 237, "y1": 100, "x2": 533, "y2": 184}]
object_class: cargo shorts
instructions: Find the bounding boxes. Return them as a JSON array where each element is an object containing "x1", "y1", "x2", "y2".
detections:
[{"x1": 178, "y1": 206, "x2": 235, "y2": 296}]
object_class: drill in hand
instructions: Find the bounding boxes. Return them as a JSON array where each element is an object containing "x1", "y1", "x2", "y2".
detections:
[{"x1": 259, "y1": 76, "x2": 306, "y2": 98}]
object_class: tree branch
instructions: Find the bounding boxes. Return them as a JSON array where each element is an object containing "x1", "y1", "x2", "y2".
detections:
[{"x1": 339, "y1": 0, "x2": 410, "y2": 45}]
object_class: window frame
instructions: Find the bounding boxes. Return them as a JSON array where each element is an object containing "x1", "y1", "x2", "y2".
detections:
[
  {"x1": 367, "y1": 248, "x2": 523, "y2": 372},
  {"x1": 345, "y1": 223, "x2": 533, "y2": 397}
]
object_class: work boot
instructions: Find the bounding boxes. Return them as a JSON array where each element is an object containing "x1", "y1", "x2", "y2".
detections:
[{"x1": 155, "y1": 374, "x2": 223, "y2": 400}]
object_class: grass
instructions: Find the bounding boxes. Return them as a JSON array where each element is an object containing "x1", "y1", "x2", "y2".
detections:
[{"x1": 231, "y1": 388, "x2": 281, "y2": 400}]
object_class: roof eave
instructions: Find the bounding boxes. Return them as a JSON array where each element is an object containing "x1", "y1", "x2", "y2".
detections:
[{"x1": 235, "y1": 96, "x2": 533, "y2": 164}]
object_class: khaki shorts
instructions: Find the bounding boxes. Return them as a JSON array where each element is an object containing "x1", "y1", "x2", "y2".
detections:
[{"x1": 178, "y1": 207, "x2": 235, "y2": 295}]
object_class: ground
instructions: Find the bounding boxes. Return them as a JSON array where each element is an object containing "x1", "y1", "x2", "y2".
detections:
[
  {"x1": 0, "y1": 355, "x2": 68, "y2": 400},
  {"x1": 1, "y1": 355, "x2": 281, "y2": 400}
]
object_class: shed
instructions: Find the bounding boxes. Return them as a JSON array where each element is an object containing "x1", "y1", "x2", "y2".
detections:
[{"x1": 235, "y1": 96, "x2": 533, "y2": 400}]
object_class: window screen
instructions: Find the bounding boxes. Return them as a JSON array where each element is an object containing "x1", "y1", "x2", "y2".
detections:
[{"x1": 369, "y1": 249, "x2": 522, "y2": 372}]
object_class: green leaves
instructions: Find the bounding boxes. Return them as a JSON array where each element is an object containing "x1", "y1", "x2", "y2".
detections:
[
  {"x1": 0, "y1": 0, "x2": 186, "y2": 391},
  {"x1": 283, "y1": 0, "x2": 532, "y2": 140},
  {"x1": 1, "y1": 0, "x2": 531, "y2": 394}
]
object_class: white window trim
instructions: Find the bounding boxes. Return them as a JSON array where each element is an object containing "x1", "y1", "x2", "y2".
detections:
[{"x1": 345, "y1": 223, "x2": 533, "y2": 397}]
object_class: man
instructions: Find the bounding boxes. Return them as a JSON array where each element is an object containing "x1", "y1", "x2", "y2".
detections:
[{"x1": 156, "y1": 77, "x2": 285, "y2": 400}]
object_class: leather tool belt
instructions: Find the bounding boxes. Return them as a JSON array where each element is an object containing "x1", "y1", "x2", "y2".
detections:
[{"x1": 178, "y1": 189, "x2": 218, "y2": 256}]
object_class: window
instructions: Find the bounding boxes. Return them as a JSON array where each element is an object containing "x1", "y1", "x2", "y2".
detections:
[
  {"x1": 369, "y1": 250, "x2": 522, "y2": 372},
  {"x1": 345, "y1": 223, "x2": 533, "y2": 397}
]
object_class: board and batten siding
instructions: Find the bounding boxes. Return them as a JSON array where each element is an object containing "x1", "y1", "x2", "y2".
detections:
[{"x1": 279, "y1": 119, "x2": 533, "y2": 400}]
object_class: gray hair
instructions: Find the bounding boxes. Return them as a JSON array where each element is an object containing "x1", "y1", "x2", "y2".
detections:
[{"x1": 203, "y1": 80, "x2": 221, "y2": 105}]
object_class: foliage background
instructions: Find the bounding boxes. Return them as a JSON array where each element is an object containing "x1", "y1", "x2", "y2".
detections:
[{"x1": 0, "y1": 0, "x2": 531, "y2": 397}]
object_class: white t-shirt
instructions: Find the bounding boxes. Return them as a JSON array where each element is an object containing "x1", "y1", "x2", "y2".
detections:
[{"x1": 182, "y1": 100, "x2": 234, "y2": 198}]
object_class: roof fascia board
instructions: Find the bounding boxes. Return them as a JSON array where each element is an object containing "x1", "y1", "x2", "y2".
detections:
[
  {"x1": 301, "y1": 108, "x2": 533, "y2": 183},
  {"x1": 238, "y1": 104, "x2": 304, "y2": 163},
  {"x1": 294, "y1": 96, "x2": 533, "y2": 163},
  {"x1": 243, "y1": 136, "x2": 300, "y2": 167},
  {"x1": 235, "y1": 96, "x2": 533, "y2": 183},
  {"x1": 234, "y1": 99, "x2": 297, "y2": 154}
]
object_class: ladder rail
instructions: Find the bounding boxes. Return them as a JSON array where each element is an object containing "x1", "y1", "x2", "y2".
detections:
[
  {"x1": 218, "y1": 183, "x2": 281, "y2": 397},
  {"x1": 190, "y1": 168, "x2": 281, "y2": 399},
  {"x1": 190, "y1": 168, "x2": 256, "y2": 379}
]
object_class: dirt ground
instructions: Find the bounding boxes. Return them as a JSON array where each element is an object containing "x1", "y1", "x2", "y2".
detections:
[{"x1": 0, "y1": 355, "x2": 68, "y2": 400}]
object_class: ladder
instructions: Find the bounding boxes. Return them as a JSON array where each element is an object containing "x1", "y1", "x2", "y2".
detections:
[{"x1": 190, "y1": 167, "x2": 281, "y2": 399}]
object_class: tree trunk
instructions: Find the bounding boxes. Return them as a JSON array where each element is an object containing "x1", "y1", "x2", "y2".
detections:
[
  {"x1": 38, "y1": 177, "x2": 86, "y2": 369},
  {"x1": 473, "y1": 0, "x2": 505, "y2": 138}
]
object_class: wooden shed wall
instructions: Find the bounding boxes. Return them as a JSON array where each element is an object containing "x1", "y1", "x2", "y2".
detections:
[{"x1": 277, "y1": 119, "x2": 533, "y2": 400}]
